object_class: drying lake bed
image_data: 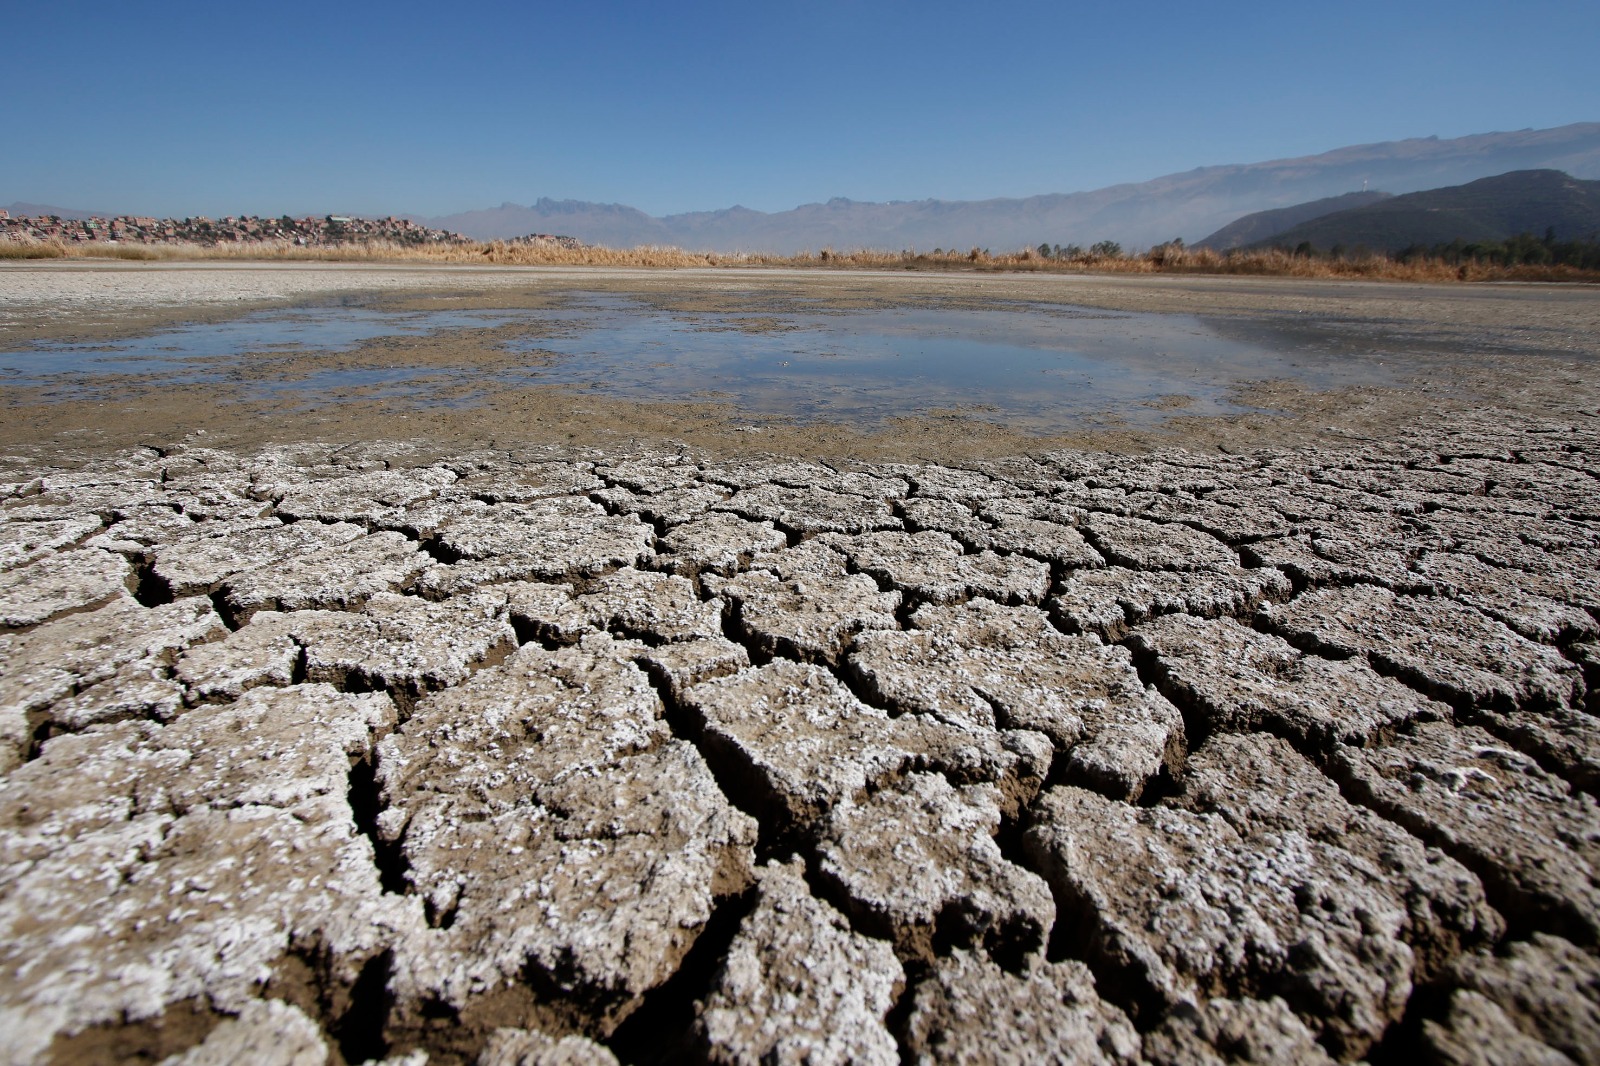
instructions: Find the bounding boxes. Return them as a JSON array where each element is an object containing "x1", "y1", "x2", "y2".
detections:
[
  {"x1": 3, "y1": 260, "x2": 1599, "y2": 458},
  {"x1": 3, "y1": 262, "x2": 1600, "y2": 1065}
]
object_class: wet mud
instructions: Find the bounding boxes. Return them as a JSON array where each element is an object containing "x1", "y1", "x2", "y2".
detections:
[{"x1": 2, "y1": 262, "x2": 1598, "y2": 461}]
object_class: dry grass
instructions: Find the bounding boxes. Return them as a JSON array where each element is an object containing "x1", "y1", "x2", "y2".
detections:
[
  {"x1": 0, "y1": 238, "x2": 727, "y2": 268},
  {"x1": 0, "y1": 239, "x2": 171, "y2": 261},
  {"x1": 6, "y1": 236, "x2": 1597, "y2": 283},
  {"x1": 778, "y1": 245, "x2": 1600, "y2": 283},
  {"x1": 0, "y1": 241, "x2": 69, "y2": 260}
]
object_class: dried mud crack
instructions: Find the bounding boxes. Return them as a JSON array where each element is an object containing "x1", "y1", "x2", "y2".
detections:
[{"x1": 5, "y1": 408, "x2": 1600, "y2": 1065}]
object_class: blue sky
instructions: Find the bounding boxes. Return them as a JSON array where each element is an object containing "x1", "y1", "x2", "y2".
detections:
[{"x1": 5, "y1": 0, "x2": 1597, "y2": 218}]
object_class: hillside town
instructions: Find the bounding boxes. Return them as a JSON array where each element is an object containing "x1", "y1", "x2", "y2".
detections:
[{"x1": 0, "y1": 210, "x2": 583, "y2": 250}]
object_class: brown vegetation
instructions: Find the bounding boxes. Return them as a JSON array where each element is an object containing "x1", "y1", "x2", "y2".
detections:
[{"x1": 6, "y1": 234, "x2": 1598, "y2": 282}]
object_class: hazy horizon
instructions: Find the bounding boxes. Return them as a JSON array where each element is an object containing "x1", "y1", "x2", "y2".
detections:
[
  {"x1": 6, "y1": 0, "x2": 1599, "y2": 221},
  {"x1": 7, "y1": 123, "x2": 1598, "y2": 225}
]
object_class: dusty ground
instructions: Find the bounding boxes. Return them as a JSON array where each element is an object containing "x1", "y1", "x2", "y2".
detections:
[{"x1": 3, "y1": 265, "x2": 1600, "y2": 1064}]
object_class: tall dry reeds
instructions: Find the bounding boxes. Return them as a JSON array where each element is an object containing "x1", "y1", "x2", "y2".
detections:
[
  {"x1": 0, "y1": 242, "x2": 67, "y2": 260},
  {"x1": 6, "y1": 235, "x2": 1597, "y2": 283},
  {"x1": 0, "y1": 239, "x2": 179, "y2": 261}
]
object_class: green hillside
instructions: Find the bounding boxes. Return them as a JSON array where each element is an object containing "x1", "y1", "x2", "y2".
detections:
[
  {"x1": 1196, "y1": 191, "x2": 1392, "y2": 250},
  {"x1": 1248, "y1": 170, "x2": 1600, "y2": 253}
]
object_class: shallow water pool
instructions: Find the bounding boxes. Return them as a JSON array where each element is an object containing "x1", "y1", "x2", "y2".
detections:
[
  {"x1": 0, "y1": 296, "x2": 1412, "y2": 432},
  {"x1": 500, "y1": 299, "x2": 1403, "y2": 430}
]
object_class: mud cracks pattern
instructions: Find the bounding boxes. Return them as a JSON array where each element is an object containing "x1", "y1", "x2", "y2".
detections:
[{"x1": 4, "y1": 409, "x2": 1600, "y2": 1064}]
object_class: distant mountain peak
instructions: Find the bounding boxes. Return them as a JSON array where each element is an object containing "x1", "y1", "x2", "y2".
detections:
[
  {"x1": 1238, "y1": 168, "x2": 1600, "y2": 253},
  {"x1": 4, "y1": 201, "x2": 121, "y2": 219},
  {"x1": 1197, "y1": 190, "x2": 1394, "y2": 250},
  {"x1": 420, "y1": 123, "x2": 1600, "y2": 251}
]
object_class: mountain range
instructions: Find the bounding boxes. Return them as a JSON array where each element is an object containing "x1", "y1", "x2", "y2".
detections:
[
  {"x1": 1232, "y1": 169, "x2": 1600, "y2": 253},
  {"x1": 2, "y1": 201, "x2": 120, "y2": 220},
  {"x1": 1196, "y1": 191, "x2": 1394, "y2": 250},
  {"x1": 12, "y1": 123, "x2": 1600, "y2": 254},
  {"x1": 423, "y1": 123, "x2": 1600, "y2": 252}
]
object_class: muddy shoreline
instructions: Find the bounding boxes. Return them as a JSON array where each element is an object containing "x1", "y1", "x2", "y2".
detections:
[{"x1": 3, "y1": 262, "x2": 1598, "y2": 461}]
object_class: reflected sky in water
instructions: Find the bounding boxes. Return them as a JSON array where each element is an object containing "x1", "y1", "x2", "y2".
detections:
[{"x1": 0, "y1": 295, "x2": 1416, "y2": 432}]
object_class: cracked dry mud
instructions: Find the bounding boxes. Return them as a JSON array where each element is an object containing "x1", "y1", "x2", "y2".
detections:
[{"x1": 4, "y1": 408, "x2": 1600, "y2": 1066}]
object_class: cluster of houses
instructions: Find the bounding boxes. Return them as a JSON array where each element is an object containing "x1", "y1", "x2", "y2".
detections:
[
  {"x1": 502, "y1": 232, "x2": 585, "y2": 250},
  {"x1": 0, "y1": 210, "x2": 470, "y2": 248},
  {"x1": 0, "y1": 210, "x2": 583, "y2": 251}
]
